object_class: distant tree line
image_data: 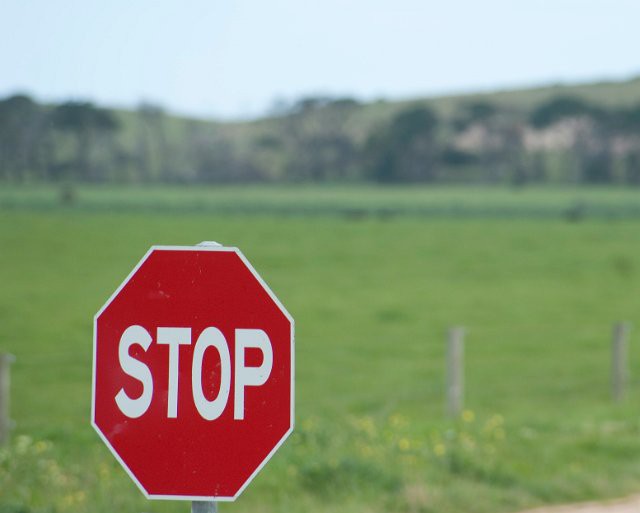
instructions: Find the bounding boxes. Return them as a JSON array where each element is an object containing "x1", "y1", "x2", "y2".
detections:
[{"x1": 2, "y1": 92, "x2": 640, "y2": 185}]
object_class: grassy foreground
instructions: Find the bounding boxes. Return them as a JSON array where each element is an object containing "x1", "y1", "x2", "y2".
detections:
[{"x1": 2, "y1": 186, "x2": 640, "y2": 512}]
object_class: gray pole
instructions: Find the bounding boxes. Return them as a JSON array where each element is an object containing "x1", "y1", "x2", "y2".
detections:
[
  {"x1": 446, "y1": 327, "x2": 464, "y2": 418},
  {"x1": 192, "y1": 501, "x2": 218, "y2": 513},
  {"x1": 0, "y1": 353, "x2": 15, "y2": 445},
  {"x1": 612, "y1": 322, "x2": 631, "y2": 402}
]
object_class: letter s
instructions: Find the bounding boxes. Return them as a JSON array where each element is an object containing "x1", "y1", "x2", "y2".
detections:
[{"x1": 115, "y1": 325, "x2": 153, "y2": 418}]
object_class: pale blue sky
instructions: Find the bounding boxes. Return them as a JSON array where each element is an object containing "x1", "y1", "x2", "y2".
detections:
[{"x1": 2, "y1": 0, "x2": 639, "y2": 119}]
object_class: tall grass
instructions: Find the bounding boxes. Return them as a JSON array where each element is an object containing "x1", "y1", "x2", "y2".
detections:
[{"x1": 2, "y1": 187, "x2": 640, "y2": 512}]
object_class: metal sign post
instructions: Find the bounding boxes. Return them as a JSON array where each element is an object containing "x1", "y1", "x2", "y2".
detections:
[{"x1": 192, "y1": 501, "x2": 218, "y2": 513}]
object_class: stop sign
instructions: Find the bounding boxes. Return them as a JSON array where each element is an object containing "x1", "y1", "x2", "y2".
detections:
[{"x1": 91, "y1": 244, "x2": 294, "y2": 501}]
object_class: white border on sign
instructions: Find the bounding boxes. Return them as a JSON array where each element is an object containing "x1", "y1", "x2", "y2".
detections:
[{"x1": 91, "y1": 244, "x2": 295, "y2": 502}]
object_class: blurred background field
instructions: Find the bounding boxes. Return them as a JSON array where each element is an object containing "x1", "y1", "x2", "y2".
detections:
[
  {"x1": 2, "y1": 186, "x2": 640, "y2": 512},
  {"x1": 4, "y1": 76, "x2": 640, "y2": 188}
]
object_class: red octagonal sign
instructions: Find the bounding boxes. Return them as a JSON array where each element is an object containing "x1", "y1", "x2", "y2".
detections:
[{"x1": 91, "y1": 244, "x2": 294, "y2": 501}]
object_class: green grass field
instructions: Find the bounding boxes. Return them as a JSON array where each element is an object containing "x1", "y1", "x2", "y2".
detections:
[
  {"x1": 3, "y1": 184, "x2": 640, "y2": 219},
  {"x1": 2, "y1": 186, "x2": 640, "y2": 513}
]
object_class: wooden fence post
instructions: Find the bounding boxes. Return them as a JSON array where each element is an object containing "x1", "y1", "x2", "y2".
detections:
[
  {"x1": 446, "y1": 327, "x2": 465, "y2": 418},
  {"x1": 612, "y1": 322, "x2": 630, "y2": 402},
  {"x1": 0, "y1": 353, "x2": 15, "y2": 445}
]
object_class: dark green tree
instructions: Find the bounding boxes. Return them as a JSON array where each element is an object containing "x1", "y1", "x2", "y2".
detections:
[
  {"x1": 136, "y1": 102, "x2": 172, "y2": 182},
  {"x1": 453, "y1": 101, "x2": 497, "y2": 131},
  {"x1": 51, "y1": 101, "x2": 119, "y2": 181},
  {"x1": 530, "y1": 96, "x2": 614, "y2": 183},
  {"x1": 365, "y1": 105, "x2": 440, "y2": 182},
  {"x1": 529, "y1": 96, "x2": 598, "y2": 128},
  {"x1": 0, "y1": 94, "x2": 45, "y2": 181},
  {"x1": 280, "y1": 97, "x2": 360, "y2": 181}
]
